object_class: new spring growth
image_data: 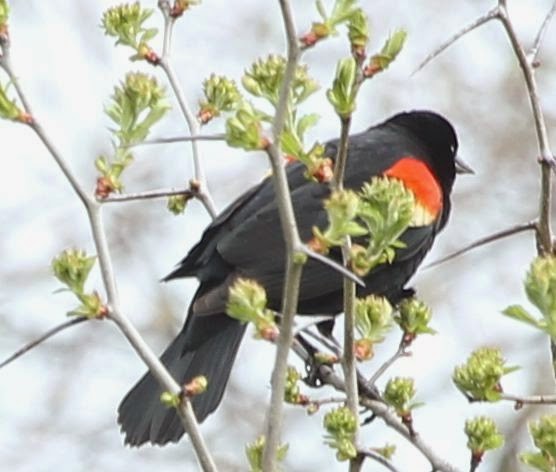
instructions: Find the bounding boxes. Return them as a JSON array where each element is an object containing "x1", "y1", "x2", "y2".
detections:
[
  {"x1": 353, "y1": 295, "x2": 393, "y2": 360},
  {"x1": 160, "y1": 375, "x2": 208, "y2": 408},
  {"x1": 520, "y1": 415, "x2": 556, "y2": 471},
  {"x1": 347, "y1": 9, "x2": 369, "y2": 61},
  {"x1": 394, "y1": 298, "x2": 436, "y2": 345},
  {"x1": 245, "y1": 435, "x2": 288, "y2": 472},
  {"x1": 52, "y1": 249, "x2": 106, "y2": 318},
  {"x1": 350, "y1": 177, "x2": 415, "y2": 276},
  {"x1": 452, "y1": 347, "x2": 518, "y2": 402},
  {"x1": 225, "y1": 101, "x2": 268, "y2": 151},
  {"x1": 383, "y1": 377, "x2": 422, "y2": 428},
  {"x1": 96, "y1": 72, "x2": 169, "y2": 198},
  {"x1": 372, "y1": 444, "x2": 396, "y2": 460},
  {"x1": 364, "y1": 29, "x2": 407, "y2": 78},
  {"x1": 101, "y1": 2, "x2": 159, "y2": 63},
  {"x1": 323, "y1": 406, "x2": 358, "y2": 461},
  {"x1": 242, "y1": 55, "x2": 319, "y2": 107},
  {"x1": 311, "y1": 189, "x2": 366, "y2": 253},
  {"x1": 226, "y1": 278, "x2": 278, "y2": 341},
  {"x1": 167, "y1": 194, "x2": 192, "y2": 215},
  {"x1": 0, "y1": 82, "x2": 25, "y2": 122},
  {"x1": 198, "y1": 74, "x2": 241, "y2": 124},
  {"x1": 170, "y1": 0, "x2": 202, "y2": 18},
  {"x1": 327, "y1": 57, "x2": 357, "y2": 118},
  {"x1": 464, "y1": 416, "x2": 504, "y2": 468},
  {"x1": 0, "y1": 0, "x2": 9, "y2": 37},
  {"x1": 503, "y1": 255, "x2": 556, "y2": 338},
  {"x1": 300, "y1": 0, "x2": 360, "y2": 48},
  {"x1": 284, "y1": 366, "x2": 309, "y2": 405}
]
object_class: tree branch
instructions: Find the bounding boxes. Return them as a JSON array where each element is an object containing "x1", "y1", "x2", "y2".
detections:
[
  {"x1": 369, "y1": 338, "x2": 411, "y2": 385},
  {"x1": 501, "y1": 392, "x2": 556, "y2": 407},
  {"x1": 0, "y1": 39, "x2": 217, "y2": 472},
  {"x1": 128, "y1": 133, "x2": 226, "y2": 148},
  {"x1": 357, "y1": 449, "x2": 401, "y2": 472},
  {"x1": 261, "y1": 1, "x2": 305, "y2": 469},
  {"x1": 101, "y1": 187, "x2": 193, "y2": 203},
  {"x1": 0, "y1": 317, "x2": 88, "y2": 370},
  {"x1": 424, "y1": 221, "x2": 537, "y2": 269},
  {"x1": 157, "y1": 5, "x2": 217, "y2": 219}
]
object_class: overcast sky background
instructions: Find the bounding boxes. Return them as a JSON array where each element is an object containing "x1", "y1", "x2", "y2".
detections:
[{"x1": 1, "y1": 1, "x2": 556, "y2": 471}]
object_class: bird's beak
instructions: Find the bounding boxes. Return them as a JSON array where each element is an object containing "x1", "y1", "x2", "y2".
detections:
[{"x1": 455, "y1": 155, "x2": 474, "y2": 174}]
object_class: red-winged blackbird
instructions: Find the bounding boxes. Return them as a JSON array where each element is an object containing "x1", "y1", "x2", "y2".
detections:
[{"x1": 118, "y1": 110, "x2": 470, "y2": 446}]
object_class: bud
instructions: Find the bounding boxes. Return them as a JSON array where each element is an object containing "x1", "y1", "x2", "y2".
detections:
[
  {"x1": 347, "y1": 9, "x2": 369, "y2": 60},
  {"x1": 52, "y1": 249, "x2": 96, "y2": 295},
  {"x1": 284, "y1": 366, "x2": 309, "y2": 405},
  {"x1": 323, "y1": 406, "x2": 358, "y2": 461},
  {"x1": 327, "y1": 57, "x2": 357, "y2": 118},
  {"x1": 171, "y1": 0, "x2": 202, "y2": 18},
  {"x1": 354, "y1": 295, "x2": 393, "y2": 360},
  {"x1": 245, "y1": 435, "x2": 288, "y2": 472},
  {"x1": 383, "y1": 377, "x2": 421, "y2": 418},
  {"x1": 167, "y1": 194, "x2": 190, "y2": 215},
  {"x1": 364, "y1": 29, "x2": 407, "y2": 78},
  {"x1": 0, "y1": 82, "x2": 23, "y2": 122},
  {"x1": 395, "y1": 298, "x2": 436, "y2": 343},
  {"x1": 184, "y1": 375, "x2": 208, "y2": 397},
  {"x1": 198, "y1": 74, "x2": 241, "y2": 124},
  {"x1": 465, "y1": 416, "x2": 504, "y2": 467},
  {"x1": 225, "y1": 102, "x2": 267, "y2": 151},
  {"x1": 160, "y1": 391, "x2": 181, "y2": 408},
  {"x1": 520, "y1": 415, "x2": 556, "y2": 469},
  {"x1": 453, "y1": 347, "x2": 518, "y2": 402}
]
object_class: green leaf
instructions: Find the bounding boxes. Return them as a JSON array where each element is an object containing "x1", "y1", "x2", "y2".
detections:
[{"x1": 502, "y1": 305, "x2": 543, "y2": 329}]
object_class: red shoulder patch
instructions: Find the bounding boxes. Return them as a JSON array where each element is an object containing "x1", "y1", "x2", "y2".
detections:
[{"x1": 384, "y1": 156, "x2": 442, "y2": 217}]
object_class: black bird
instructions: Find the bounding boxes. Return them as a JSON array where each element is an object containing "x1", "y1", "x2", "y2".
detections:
[{"x1": 118, "y1": 110, "x2": 470, "y2": 446}]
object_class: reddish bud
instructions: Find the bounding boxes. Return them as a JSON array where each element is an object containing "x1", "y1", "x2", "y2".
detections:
[
  {"x1": 95, "y1": 176, "x2": 116, "y2": 199},
  {"x1": 97, "y1": 304, "x2": 109, "y2": 319},
  {"x1": 307, "y1": 236, "x2": 328, "y2": 254},
  {"x1": 354, "y1": 339, "x2": 374, "y2": 361},
  {"x1": 284, "y1": 154, "x2": 297, "y2": 165},
  {"x1": 197, "y1": 107, "x2": 214, "y2": 125},
  {"x1": 312, "y1": 158, "x2": 333, "y2": 183},
  {"x1": 184, "y1": 375, "x2": 208, "y2": 397},
  {"x1": 143, "y1": 49, "x2": 161, "y2": 66},
  {"x1": 18, "y1": 112, "x2": 34, "y2": 125},
  {"x1": 363, "y1": 61, "x2": 381, "y2": 78},
  {"x1": 260, "y1": 325, "x2": 279, "y2": 342}
]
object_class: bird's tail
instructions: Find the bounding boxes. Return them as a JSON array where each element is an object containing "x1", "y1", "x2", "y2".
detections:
[{"x1": 117, "y1": 300, "x2": 246, "y2": 446}]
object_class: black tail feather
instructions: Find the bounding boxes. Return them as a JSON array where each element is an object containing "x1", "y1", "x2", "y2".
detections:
[{"x1": 118, "y1": 312, "x2": 246, "y2": 446}]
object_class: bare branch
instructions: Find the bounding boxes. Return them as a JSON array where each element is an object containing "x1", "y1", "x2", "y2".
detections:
[
  {"x1": 128, "y1": 133, "x2": 226, "y2": 148},
  {"x1": 501, "y1": 392, "x2": 556, "y2": 407},
  {"x1": 100, "y1": 188, "x2": 193, "y2": 203},
  {"x1": 413, "y1": 7, "x2": 500, "y2": 75},
  {"x1": 529, "y1": 1, "x2": 556, "y2": 64},
  {"x1": 424, "y1": 221, "x2": 537, "y2": 269},
  {"x1": 261, "y1": 1, "x2": 305, "y2": 469},
  {"x1": 0, "y1": 317, "x2": 88, "y2": 370},
  {"x1": 357, "y1": 449, "x2": 401, "y2": 472},
  {"x1": 300, "y1": 245, "x2": 364, "y2": 286},
  {"x1": 157, "y1": 6, "x2": 217, "y2": 219},
  {"x1": 369, "y1": 338, "x2": 411, "y2": 385}
]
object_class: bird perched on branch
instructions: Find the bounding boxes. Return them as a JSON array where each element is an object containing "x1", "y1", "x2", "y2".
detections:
[{"x1": 118, "y1": 110, "x2": 471, "y2": 446}]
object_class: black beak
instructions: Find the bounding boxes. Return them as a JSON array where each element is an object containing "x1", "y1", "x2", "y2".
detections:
[{"x1": 455, "y1": 155, "x2": 474, "y2": 174}]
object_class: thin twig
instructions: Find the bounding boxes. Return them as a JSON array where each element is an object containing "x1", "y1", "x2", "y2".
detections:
[
  {"x1": 413, "y1": 6, "x2": 500, "y2": 75},
  {"x1": 424, "y1": 221, "x2": 537, "y2": 269},
  {"x1": 358, "y1": 449, "x2": 401, "y2": 472},
  {"x1": 261, "y1": 1, "x2": 305, "y2": 469},
  {"x1": 301, "y1": 245, "x2": 364, "y2": 286},
  {"x1": 157, "y1": 5, "x2": 217, "y2": 219},
  {"x1": 100, "y1": 187, "x2": 193, "y2": 203},
  {"x1": 501, "y1": 392, "x2": 556, "y2": 407},
  {"x1": 529, "y1": 1, "x2": 556, "y2": 64},
  {"x1": 369, "y1": 339, "x2": 410, "y2": 385},
  {"x1": 127, "y1": 133, "x2": 226, "y2": 148},
  {"x1": 0, "y1": 317, "x2": 88, "y2": 369}
]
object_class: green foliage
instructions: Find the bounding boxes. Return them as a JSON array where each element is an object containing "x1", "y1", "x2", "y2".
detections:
[
  {"x1": 225, "y1": 101, "x2": 268, "y2": 151},
  {"x1": 464, "y1": 416, "x2": 504, "y2": 456},
  {"x1": 0, "y1": 0, "x2": 9, "y2": 29},
  {"x1": 354, "y1": 295, "x2": 393, "y2": 360},
  {"x1": 101, "y1": 2, "x2": 158, "y2": 62},
  {"x1": 326, "y1": 57, "x2": 357, "y2": 118},
  {"x1": 52, "y1": 249, "x2": 105, "y2": 318},
  {"x1": 503, "y1": 256, "x2": 556, "y2": 338},
  {"x1": 160, "y1": 391, "x2": 181, "y2": 408},
  {"x1": 323, "y1": 406, "x2": 358, "y2": 461},
  {"x1": 226, "y1": 278, "x2": 278, "y2": 340},
  {"x1": 198, "y1": 74, "x2": 241, "y2": 124},
  {"x1": 452, "y1": 347, "x2": 518, "y2": 402},
  {"x1": 383, "y1": 377, "x2": 422, "y2": 417},
  {"x1": 167, "y1": 194, "x2": 191, "y2": 215},
  {"x1": 347, "y1": 8, "x2": 369, "y2": 53},
  {"x1": 245, "y1": 435, "x2": 288, "y2": 472},
  {"x1": 520, "y1": 416, "x2": 556, "y2": 471},
  {"x1": 365, "y1": 29, "x2": 407, "y2": 78},
  {"x1": 395, "y1": 298, "x2": 436, "y2": 340},
  {"x1": 284, "y1": 366, "x2": 308, "y2": 405},
  {"x1": 350, "y1": 177, "x2": 415, "y2": 276},
  {"x1": 301, "y1": 0, "x2": 361, "y2": 47},
  {"x1": 0, "y1": 81, "x2": 21, "y2": 121},
  {"x1": 96, "y1": 72, "x2": 169, "y2": 197}
]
